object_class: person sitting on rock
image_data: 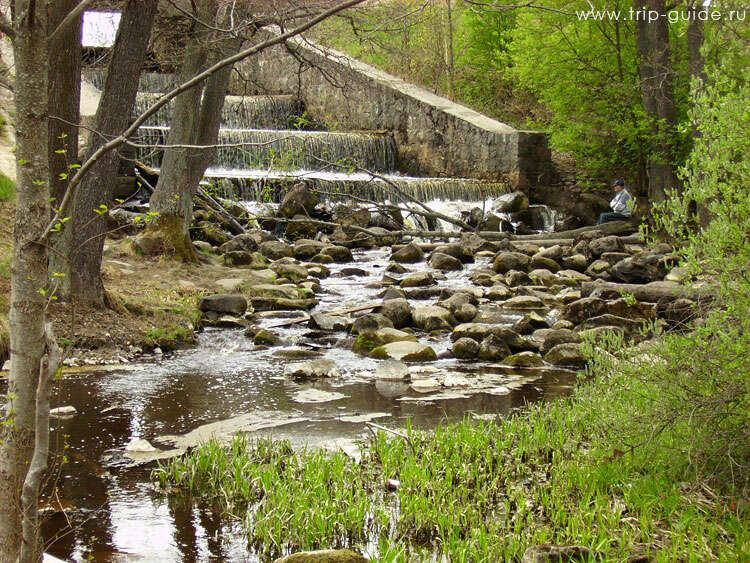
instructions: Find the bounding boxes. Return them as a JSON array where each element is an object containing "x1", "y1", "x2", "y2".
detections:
[{"x1": 598, "y1": 179, "x2": 634, "y2": 225}]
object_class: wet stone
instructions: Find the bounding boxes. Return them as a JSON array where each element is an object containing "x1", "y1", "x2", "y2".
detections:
[
  {"x1": 504, "y1": 351, "x2": 543, "y2": 367},
  {"x1": 284, "y1": 359, "x2": 341, "y2": 379},
  {"x1": 400, "y1": 271, "x2": 434, "y2": 288},
  {"x1": 369, "y1": 341, "x2": 437, "y2": 363}
]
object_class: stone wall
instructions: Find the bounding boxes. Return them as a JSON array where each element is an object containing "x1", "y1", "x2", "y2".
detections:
[{"x1": 234, "y1": 29, "x2": 551, "y2": 188}]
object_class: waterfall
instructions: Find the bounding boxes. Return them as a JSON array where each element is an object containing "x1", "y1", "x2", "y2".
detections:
[
  {"x1": 136, "y1": 127, "x2": 399, "y2": 172},
  {"x1": 82, "y1": 70, "x2": 179, "y2": 93},
  {"x1": 133, "y1": 93, "x2": 303, "y2": 129},
  {"x1": 202, "y1": 169, "x2": 510, "y2": 204}
]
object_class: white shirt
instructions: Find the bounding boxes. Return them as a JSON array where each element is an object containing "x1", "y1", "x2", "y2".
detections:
[{"x1": 610, "y1": 189, "x2": 633, "y2": 216}]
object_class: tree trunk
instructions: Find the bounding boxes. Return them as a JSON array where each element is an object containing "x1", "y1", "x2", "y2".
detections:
[
  {"x1": 149, "y1": 1, "x2": 241, "y2": 261},
  {"x1": 0, "y1": 2, "x2": 49, "y2": 559},
  {"x1": 47, "y1": 0, "x2": 82, "y2": 295},
  {"x1": 68, "y1": 1, "x2": 158, "y2": 306}
]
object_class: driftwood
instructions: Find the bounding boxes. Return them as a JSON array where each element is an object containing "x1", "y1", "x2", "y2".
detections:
[
  {"x1": 265, "y1": 301, "x2": 380, "y2": 329},
  {"x1": 512, "y1": 221, "x2": 637, "y2": 241}
]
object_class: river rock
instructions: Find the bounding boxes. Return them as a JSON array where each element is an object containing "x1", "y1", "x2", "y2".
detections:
[
  {"x1": 453, "y1": 303, "x2": 478, "y2": 323},
  {"x1": 391, "y1": 242, "x2": 424, "y2": 263},
  {"x1": 351, "y1": 313, "x2": 394, "y2": 334},
  {"x1": 223, "y1": 251, "x2": 266, "y2": 268},
  {"x1": 309, "y1": 313, "x2": 348, "y2": 331},
  {"x1": 272, "y1": 347, "x2": 323, "y2": 360},
  {"x1": 513, "y1": 312, "x2": 549, "y2": 334},
  {"x1": 352, "y1": 328, "x2": 417, "y2": 355},
  {"x1": 544, "y1": 343, "x2": 586, "y2": 368},
  {"x1": 500, "y1": 295, "x2": 546, "y2": 309},
  {"x1": 451, "y1": 323, "x2": 535, "y2": 352},
  {"x1": 562, "y1": 297, "x2": 606, "y2": 324},
  {"x1": 536, "y1": 244, "x2": 564, "y2": 262},
  {"x1": 493, "y1": 252, "x2": 530, "y2": 274},
  {"x1": 521, "y1": 544, "x2": 601, "y2": 563},
  {"x1": 486, "y1": 283, "x2": 511, "y2": 300},
  {"x1": 589, "y1": 235, "x2": 624, "y2": 257},
  {"x1": 528, "y1": 269, "x2": 558, "y2": 286},
  {"x1": 656, "y1": 297, "x2": 695, "y2": 326},
  {"x1": 377, "y1": 298, "x2": 412, "y2": 328},
  {"x1": 306, "y1": 264, "x2": 330, "y2": 279},
  {"x1": 439, "y1": 292, "x2": 476, "y2": 314},
  {"x1": 199, "y1": 294, "x2": 247, "y2": 315},
  {"x1": 294, "y1": 239, "x2": 327, "y2": 259},
  {"x1": 370, "y1": 341, "x2": 437, "y2": 362},
  {"x1": 428, "y1": 251, "x2": 463, "y2": 271},
  {"x1": 433, "y1": 242, "x2": 474, "y2": 263},
  {"x1": 576, "y1": 314, "x2": 646, "y2": 335},
  {"x1": 321, "y1": 245, "x2": 353, "y2": 263},
  {"x1": 578, "y1": 325, "x2": 625, "y2": 342},
  {"x1": 338, "y1": 207, "x2": 370, "y2": 228},
  {"x1": 610, "y1": 255, "x2": 661, "y2": 284},
  {"x1": 125, "y1": 438, "x2": 158, "y2": 453},
  {"x1": 278, "y1": 183, "x2": 318, "y2": 219},
  {"x1": 195, "y1": 222, "x2": 231, "y2": 246},
  {"x1": 310, "y1": 253, "x2": 334, "y2": 264},
  {"x1": 385, "y1": 262, "x2": 409, "y2": 274},
  {"x1": 556, "y1": 270, "x2": 590, "y2": 283},
  {"x1": 453, "y1": 337, "x2": 480, "y2": 359},
  {"x1": 530, "y1": 255, "x2": 560, "y2": 272},
  {"x1": 504, "y1": 351, "x2": 543, "y2": 367},
  {"x1": 220, "y1": 231, "x2": 271, "y2": 253},
  {"x1": 400, "y1": 272, "x2": 434, "y2": 288},
  {"x1": 563, "y1": 254, "x2": 589, "y2": 272},
  {"x1": 478, "y1": 334, "x2": 511, "y2": 361},
  {"x1": 341, "y1": 267, "x2": 367, "y2": 277},
  {"x1": 537, "y1": 329, "x2": 582, "y2": 355},
  {"x1": 284, "y1": 359, "x2": 341, "y2": 379},
  {"x1": 411, "y1": 306, "x2": 455, "y2": 331},
  {"x1": 242, "y1": 283, "x2": 300, "y2": 300},
  {"x1": 585, "y1": 259, "x2": 612, "y2": 279},
  {"x1": 259, "y1": 241, "x2": 293, "y2": 260},
  {"x1": 492, "y1": 191, "x2": 529, "y2": 213},
  {"x1": 254, "y1": 329, "x2": 281, "y2": 346},
  {"x1": 600, "y1": 251, "x2": 630, "y2": 266},
  {"x1": 374, "y1": 360, "x2": 409, "y2": 381},
  {"x1": 270, "y1": 261, "x2": 308, "y2": 281}
]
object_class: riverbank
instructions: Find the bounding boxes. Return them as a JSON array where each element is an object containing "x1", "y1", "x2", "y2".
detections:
[{"x1": 155, "y1": 326, "x2": 748, "y2": 561}]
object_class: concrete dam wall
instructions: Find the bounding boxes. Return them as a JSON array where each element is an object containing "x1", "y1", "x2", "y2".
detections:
[{"x1": 234, "y1": 28, "x2": 552, "y2": 188}]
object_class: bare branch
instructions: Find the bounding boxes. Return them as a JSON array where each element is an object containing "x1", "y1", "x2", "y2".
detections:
[
  {"x1": 463, "y1": 0, "x2": 576, "y2": 16},
  {"x1": 40, "y1": 0, "x2": 368, "y2": 242},
  {"x1": 47, "y1": 0, "x2": 95, "y2": 45}
]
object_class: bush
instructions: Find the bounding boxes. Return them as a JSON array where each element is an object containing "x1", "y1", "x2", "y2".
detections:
[{"x1": 0, "y1": 171, "x2": 14, "y2": 201}]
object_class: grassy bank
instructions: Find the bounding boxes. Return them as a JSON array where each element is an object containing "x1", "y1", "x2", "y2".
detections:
[{"x1": 153, "y1": 324, "x2": 748, "y2": 561}]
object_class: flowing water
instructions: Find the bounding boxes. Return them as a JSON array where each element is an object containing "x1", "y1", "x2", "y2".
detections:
[{"x1": 25, "y1": 250, "x2": 577, "y2": 562}]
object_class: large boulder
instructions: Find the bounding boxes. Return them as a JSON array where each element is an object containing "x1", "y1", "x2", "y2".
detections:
[
  {"x1": 321, "y1": 245, "x2": 353, "y2": 263},
  {"x1": 493, "y1": 252, "x2": 530, "y2": 274},
  {"x1": 589, "y1": 235, "x2": 625, "y2": 257},
  {"x1": 400, "y1": 272, "x2": 434, "y2": 288},
  {"x1": 285, "y1": 215, "x2": 319, "y2": 241},
  {"x1": 377, "y1": 298, "x2": 412, "y2": 328},
  {"x1": 459, "y1": 232, "x2": 499, "y2": 254},
  {"x1": 270, "y1": 261, "x2": 308, "y2": 281},
  {"x1": 478, "y1": 334, "x2": 511, "y2": 361},
  {"x1": 294, "y1": 239, "x2": 327, "y2": 260},
  {"x1": 537, "y1": 328, "x2": 582, "y2": 355},
  {"x1": 412, "y1": 306, "x2": 455, "y2": 331},
  {"x1": 278, "y1": 183, "x2": 318, "y2": 219},
  {"x1": 351, "y1": 313, "x2": 394, "y2": 334},
  {"x1": 610, "y1": 255, "x2": 662, "y2": 284},
  {"x1": 337, "y1": 207, "x2": 370, "y2": 228},
  {"x1": 563, "y1": 254, "x2": 589, "y2": 272},
  {"x1": 453, "y1": 337, "x2": 480, "y2": 359},
  {"x1": 492, "y1": 191, "x2": 529, "y2": 213},
  {"x1": 451, "y1": 323, "x2": 535, "y2": 352},
  {"x1": 352, "y1": 328, "x2": 417, "y2": 355},
  {"x1": 433, "y1": 242, "x2": 474, "y2": 263},
  {"x1": 370, "y1": 341, "x2": 437, "y2": 362},
  {"x1": 259, "y1": 240, "x2": 293, "y2": 260},
  {"x1": 504, "y1": 351, "x2": 543, "y2": 367},
  {"x1": 219, "y1": 230, "x2": 271, "y2": 253},
  {"x1": 428, "y1": 252, "x2": 463, "y2": 271},
  {"x1": 544, "y1": 343, "x2": 586, "y2": 368},
  {"x1": 198, "y1": 294, "x2": 247, "y2": 315},
  {"x1": 563, "y1": 297, "x2": 606, "y2": 324},
  {"x1": 530, "y1": 255, "x2": 560, "y2": 272},
  {"x1": 391, "y1": 242, "x2": 425, "y2": 263}
]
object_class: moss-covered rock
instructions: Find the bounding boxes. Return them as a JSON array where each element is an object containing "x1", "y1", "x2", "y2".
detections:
[
  {"x1": 254, "y1": 329, "x2": 281, "y2": 346},
  {"x1": 370, "y1": 341, "x2": 437, "y2": 363}
]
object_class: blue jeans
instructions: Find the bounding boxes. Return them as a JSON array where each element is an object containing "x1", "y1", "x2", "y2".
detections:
[{"x1": 598, "y1": 212, "x2": 630, "y2": 225}]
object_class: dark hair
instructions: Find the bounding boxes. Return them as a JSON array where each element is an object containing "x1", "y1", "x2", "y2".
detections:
[{"x1": 613, "y1": 179, "x2": 625, "y2": 187}]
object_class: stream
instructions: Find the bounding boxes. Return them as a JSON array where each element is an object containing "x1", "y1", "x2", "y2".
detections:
[{"x1": 32, "y1": 246, "x2": 576, "y2": 561}]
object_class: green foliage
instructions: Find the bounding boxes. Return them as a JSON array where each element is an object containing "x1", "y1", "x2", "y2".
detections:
[
  {"x1": 155, "y1": 390, "x2": 747, "y2": 560},
  {"x1": 0, "y1": 171, "x2": 15, "y2": 201}
]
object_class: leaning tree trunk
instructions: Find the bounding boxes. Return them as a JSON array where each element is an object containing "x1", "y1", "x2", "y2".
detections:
[
  {"x1": 149, "y1": 1, "x2": 240, "y2": 261},
  {"x1": 68, "y1": 0, "x2": 158, "y2": 306},
  {"x1": 0, "y1": 1, "x2": 49, "y2": 559},
  {"x1": 47, "y1": 0, "x2": 82, "y2": 294}
]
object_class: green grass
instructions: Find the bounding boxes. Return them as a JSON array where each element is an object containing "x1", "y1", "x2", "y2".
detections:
[
  {"x1": 0, "y1": 171, "x2": 14, "y2": 201},
  {"x1": 153, "y1": 344, "x2": 748, "y2": 561}
]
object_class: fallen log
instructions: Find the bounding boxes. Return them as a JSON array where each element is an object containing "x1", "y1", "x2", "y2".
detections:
[
  {"x1": 511, "y1": 221, "x2": 637, "y2": 241},
  {"x1": 581, "y1": 280, "x2": 712, "y2": 302}
]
